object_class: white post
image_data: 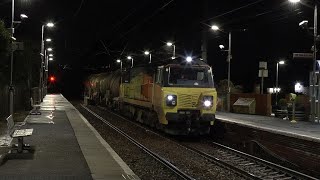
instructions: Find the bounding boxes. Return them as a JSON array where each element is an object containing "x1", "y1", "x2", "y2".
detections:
[
  {"x1": 149, "y1": 54, "x2": 152, "y2": 63},
  {"x1": 173, "y1": 45, "x2": 176, "y2": 59},
  {"x1": 276, "y1": 62, "x2": 279, "y2": 106},
  {"x1": 39, "y1": 25, "x2": 45, "y2": 102},
  {"x1": 131, "y1": 58, "x2": 133, "y2": 68},
  {"x1": 311, "y1": 4, "x2": 318, "y2": 122},
  {"x1": 227, "y1": 31, "x2": 232, "y2": 112},
  {"x1": 9, "y1": 0, "x2": 15, "y2": 115}
]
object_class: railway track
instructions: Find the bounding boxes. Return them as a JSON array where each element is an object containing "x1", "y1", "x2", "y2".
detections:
[
  {"x1": 81, "y1": 104, "x2": 318, "y2": 180},
  {"x1": 80, "y1": 104, "x2": 195, "y2": 180},
  {"x1": 181, "y1": 142, "x2": 318, "y2": 180}
]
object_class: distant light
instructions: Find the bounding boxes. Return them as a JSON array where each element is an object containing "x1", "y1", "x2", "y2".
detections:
[
  {"x1": 49, "y1": 54, "x2": 53, "y2": 57},
  {"x1": 49, "y1": 58, "x2": 53, "y2": 61},
  {"x1": 116, "y1": 59, "x2": 121, "y2": 63},
  {"x1": 166, "y1": 42, "x2": 173, "y2": 46},
  {"x1": 49, "y1": 76, "x2": 55, "y2": 82},
  {"x1": 186, "y1": 56, "x2": 192, "y2": 63},
  {"x1": 46, "y1": 38, "x2": 52, "y2": 42},
  {"x1": 295, "y1": 82, "x2": 303, "y2": 93},
  {"x1": 20, "y1": 14, "x2": 28, "y2": 19},
  {"x1": 127, "y1": 56, "x2": 132, "y2": 60},
  {"x1": 144, "y1": 51, "x2": 150, "y2": 55},
  {"x1": 47, "y1": 48, "x2": 53, "y2": 51},
  {"x1": 289, "y1": 0, "x2": 300, "y2": 3},
  {"x1": 219, "y1": 45, "x2": 225, "y2": 49},
  {"x1": 11, "y1": 37, "x2": 16, "y2": 41},
  {"x1": 295, "y1": 83, "x2": 303, "y2": 93},
  {"x1": 46, "y1": 22, "x2": 55, "y2": 27},
  {"x1": 211, "y1": 25, "x2": 220, "y2": 31},
  {"x1": 279, "y1": 60, "x2": 285, "y2": 65}
]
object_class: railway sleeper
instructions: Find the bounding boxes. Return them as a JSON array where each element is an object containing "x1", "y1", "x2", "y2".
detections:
[{"x1": 268, "y1": 173, "x2": 286, "y2": 179}]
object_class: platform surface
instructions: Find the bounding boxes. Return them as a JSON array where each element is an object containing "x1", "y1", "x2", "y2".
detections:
[
  {"x1": 216, "y1": 112, "x2": 320, "y2": 143},
  {"x1": 0, "y1": 94, "x2": 139, "y2": 180}
]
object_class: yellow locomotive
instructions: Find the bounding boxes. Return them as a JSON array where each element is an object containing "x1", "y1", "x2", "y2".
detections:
[{"x1": 85, "y1": 58, "x2": 217, "y2": 135}]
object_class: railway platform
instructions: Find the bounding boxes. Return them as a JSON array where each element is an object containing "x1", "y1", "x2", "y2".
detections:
[
  {"x1": 0, "y1": 94, "x2": 139, "y2": 180},
  {"x1": 216, "y1": 111, "x2": 320, "y2": 142}
]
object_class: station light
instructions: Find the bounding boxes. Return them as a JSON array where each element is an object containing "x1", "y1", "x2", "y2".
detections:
[
  {"x1": 144, "y1": 51, "x2": 150, "y2": 55},
  {"x1": 279, "y1": 60, "x2": 285, "y2": 65},
  {"x1": 219, "y1": 45, "x2": 225, "y2": 49},
  {"x1": 211, "y1": 25, "x2": 220, "y2": 31},
  {"x1": 166, "y1": 42, "x2": 173, "y2": 46},
  {"x1": 127, "y1": 56, "x2": 132, "y2": 60},
  {"x1": 47, "y1": 48, "x2": 53, "y2": 51},
  {"x1": 49, "y1": 54, "x2": 53, "y2": 57},
  {"x1": 20, "y1": 14, "x2": 28, "y2": 19},
  {"x1": 46, "y1": 38, "x2": 52, "y2": 42},
  {"x1": 186, "y1": 56, "x2": 193, "y2": 63},
  {"x1": 49, "y1": 58, "x2": 53, "y2": 61},
  {"x1": 46, "y1": 22, "x2": 55, "y2": 27},
  {"x1": 116, "y1": 59, "x2": 121, "y2": 63},
  {"x1": 288, "y1": 0, "x2": 300, "y2": 3}
]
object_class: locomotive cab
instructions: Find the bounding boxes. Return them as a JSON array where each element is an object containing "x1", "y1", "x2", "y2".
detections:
[{"x1": 153, "y1": 59, "x2": 217, "y2": 135}]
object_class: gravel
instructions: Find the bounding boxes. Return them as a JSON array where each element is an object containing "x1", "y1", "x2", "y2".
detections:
[{"x1": 75, "y1": 103, "x2": 244, "y2": 180}]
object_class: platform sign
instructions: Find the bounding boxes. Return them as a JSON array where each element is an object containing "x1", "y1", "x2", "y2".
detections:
[
  {"x1": 293, "y1": 53, "x2": 313, "y2": 59},
  {"x1": 258, "y1": 69, "x2": 268, "y2": 77},
  {"x1": 12, "y1": 42, "x2": 24, "y2": 51},
  {"x1": 259, "y1": 61, "x2": 267, "y2": 69}
]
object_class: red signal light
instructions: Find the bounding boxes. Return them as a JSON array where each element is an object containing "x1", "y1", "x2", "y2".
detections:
[{"x1": 49, "y1": 76, "x2": 56, "y2": 82}]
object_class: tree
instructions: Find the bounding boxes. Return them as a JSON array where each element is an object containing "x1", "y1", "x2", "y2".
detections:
[{"x1": 0, "y1": 20, "x2": 11, "y2": 86}]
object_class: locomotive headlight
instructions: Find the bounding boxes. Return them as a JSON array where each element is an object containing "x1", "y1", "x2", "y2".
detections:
[
  {"x1": 166, "y1": 95, "x2": 177, "y2": 106},
  {"x1": 203, "y1": 96, "x2": 213, "y2": 108},
  {"x1": 204, "y1": 100, "x2": 212, "y2": 107}
]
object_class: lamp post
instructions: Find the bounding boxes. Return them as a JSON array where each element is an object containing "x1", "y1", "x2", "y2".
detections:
[
  {"x1": 9, "y1": 0, "x2": 28, "y2": 115},
  {"x1": 212, "y1": 25, "x2": 232, "y2": 111},
  {"x1": 166, "y1": 42, "x2": 175, "y2": 59},
  {"x1": 289, "y1": 0, "x2": 317, "y2": 121},
  {"x1": 127, "y1": 56, "x2": 133, "y2": 68},
  {"x1": 275, "y1": 60, "x2": 285, "y2": 106},
  {"x1": 144, "y1": 51, "x2": 152, "y2": 63},
  {"x1": 116, "y1": 59, "x2": 123, "y2": 71},
  {"x1": 40, "y1": 23, "x2": 54, "y2": 101}
]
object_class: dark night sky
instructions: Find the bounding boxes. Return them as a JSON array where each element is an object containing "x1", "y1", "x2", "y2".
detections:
[{"x1": 0, "y1": 0, "x2": 316, "y2": 95}]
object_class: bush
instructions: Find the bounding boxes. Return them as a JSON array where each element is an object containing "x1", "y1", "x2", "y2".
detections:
[{"x1": 278, "y1": 98, "x2": 287, "y2": 107}]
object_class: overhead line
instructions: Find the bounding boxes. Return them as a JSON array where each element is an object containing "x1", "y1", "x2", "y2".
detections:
[{"x1": 201, "y1": 0, "x2": 265, "y2": 23}]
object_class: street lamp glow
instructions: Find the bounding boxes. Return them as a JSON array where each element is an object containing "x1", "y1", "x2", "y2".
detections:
[
  {"x1": 166, "y1": 42, "x2": 173, "y2": 46},
  {"x1": 49, "y1": 54, "x2": 53, "y2": 57},
  {"x1": 49, "y1": 58, "x2": 53, "y2": 61},
  {"x1": 211, "y1": 25, "x2": 220, "y2": 31},
  {"x1": 20, "y1": 14, "x2": 28, "y2": 19},
  {"x1": 186, "y1": 56, "x2": 192, "y2": 63},
  {"x1": 116, "y1": 59, "x2": 121, "y2": 63},
  {"x1": 46, "y1": 22, "x2": 55, "y2": 27},
  {"x1": 46, "y1": 38, "x2": 52, "y2": 42},
  {"x1": 47, "y1": 48, "x2": 53, "y2": 51},
  {"x1": 219, "y1": 45, "x2": 225, "y2": 49},
  {"x1": 144, "y1": 51, "x2": 150, "y2": 55},
  {"x1": 288, "y1": 0, "x2": 300, "y2": 3},
  {"x1": 279, "y1": 60, "x2": 285, "y2": 65},
  {"x1": 127, "y1": 56, "x2": 132, "y2": 60}
]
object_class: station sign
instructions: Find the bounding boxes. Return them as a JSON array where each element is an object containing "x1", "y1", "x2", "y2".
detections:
[
  {"x1": 258, "y1": 69, "x2": 268, "y2": 77},
  {"x1": 12, "y1": 42, "x2": 24, "y2": 51},
  {"x1": 293, "y1": 53, "x2": 313, "y2": 59}
]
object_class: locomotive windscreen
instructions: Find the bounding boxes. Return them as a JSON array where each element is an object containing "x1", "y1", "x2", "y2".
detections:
[{"x1": 167, "y1": 67, "x2": 214, "y2": 88}]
